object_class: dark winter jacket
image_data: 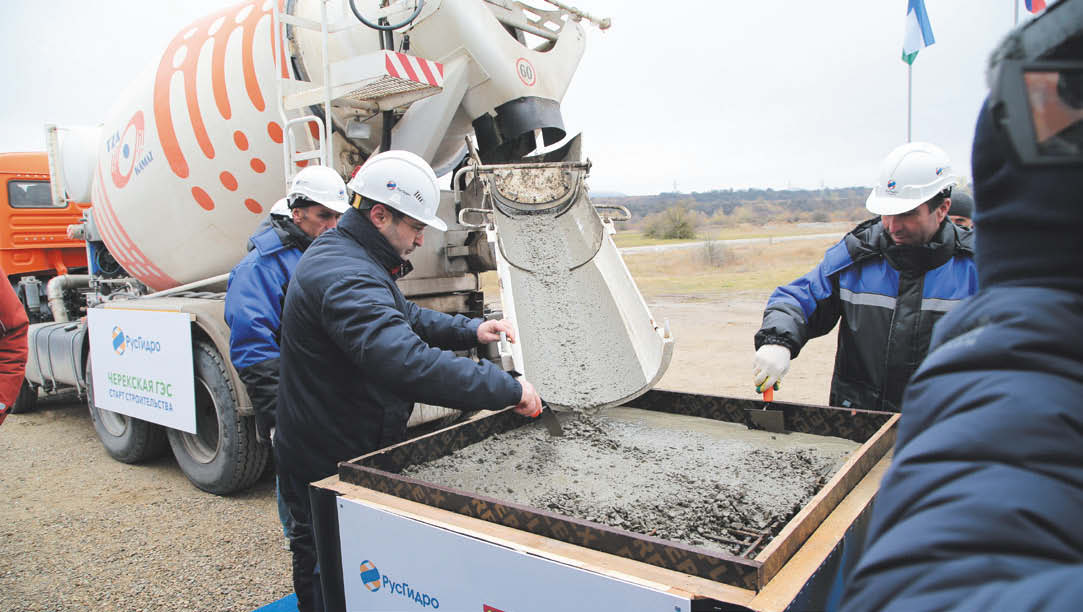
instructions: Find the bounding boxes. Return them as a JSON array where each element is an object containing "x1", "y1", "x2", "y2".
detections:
[
  {"x1": 755, "y1": 218, "x2": 977, "y2": 411},
  {"x1": 842, "y1": 86, "x2": 1083, "y2": 611},
  {"x1": 841, "y1": 287, "x2": 1083, "y2": 611},
  {"x1": 224, "y1": 213, "x2": 314, "y2": 436},
  {"x1": 275, "y1": 208, "x2": 522, "y2": 484}
]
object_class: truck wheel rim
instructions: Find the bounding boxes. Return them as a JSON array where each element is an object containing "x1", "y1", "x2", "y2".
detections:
[
  {"x1": 100, "y1": 408, "x2": 128, "y2": 437},
  {"x1": 179, "y1": 378, "x2": 221, "y2": 464}
]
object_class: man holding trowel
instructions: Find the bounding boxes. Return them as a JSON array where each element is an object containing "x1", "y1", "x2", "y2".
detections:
[
  {"x1": 274, "y1": 151, "x2": 542, "y2": 612},
  {"x1": 752, "y1": 142, "x2": 978, "y2": 412}
]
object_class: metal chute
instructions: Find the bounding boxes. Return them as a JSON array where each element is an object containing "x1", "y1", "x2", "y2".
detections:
[{"x1": 457, "y1": 138, "x2": 673, "y2": 412}]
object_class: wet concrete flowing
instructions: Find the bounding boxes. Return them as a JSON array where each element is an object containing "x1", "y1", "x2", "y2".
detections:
[
  {"x1": 402, "y1": 407, "x2": 858, "y2": 558},
  {"x1": 494, "y1": 167, "x2": 649, "y2": 412},
  {"x1": 504, "y1": 215, "x2": 643, "y2": 412}
]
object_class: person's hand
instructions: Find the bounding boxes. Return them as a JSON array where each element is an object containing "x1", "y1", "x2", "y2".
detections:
[
  {"x1": 753, "y1": 344, "x2": 791, "y2": 394},
  {"x1": 478, "y1": 319, "x2": 515, "y2": 345},
  {"x1": 513, "y1": 378, "x2": 542, "y2": 418}
]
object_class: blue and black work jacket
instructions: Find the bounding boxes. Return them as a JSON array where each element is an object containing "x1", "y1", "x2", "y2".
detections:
[
  {"x1": 224, "y1": 213, "x2": 312, "y2": 432},
  {"x1": 842, "y1": 286, "x2": 1083, "y2": 610},
  {"x1": 275, "y1": 208, "x2": 522, "y2": 484},
  {"x1": 755, "y1": 218, "x2": 977, "y2": 412}
]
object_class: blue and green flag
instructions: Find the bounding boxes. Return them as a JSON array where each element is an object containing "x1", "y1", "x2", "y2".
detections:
[{"x1": 902, "y1": 0, "x2": 936, "y2": 65}]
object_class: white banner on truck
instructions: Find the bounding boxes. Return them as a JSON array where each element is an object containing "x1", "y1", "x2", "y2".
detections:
[
  {"x1": 87, "y1": 309, "x2": 195, "y2": 433},
  {"x1": 337, "y1": 496, "x2": 692, "y2": 612}
]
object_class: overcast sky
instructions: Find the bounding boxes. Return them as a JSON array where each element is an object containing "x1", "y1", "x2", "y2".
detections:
[{"x1": 1, "y1": 1, "x2": 1036, "y2": 195}]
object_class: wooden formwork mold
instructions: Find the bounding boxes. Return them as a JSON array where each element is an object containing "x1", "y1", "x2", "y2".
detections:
[{"x1": 335, "y1": 390, "x2": 897, "y2": 598}]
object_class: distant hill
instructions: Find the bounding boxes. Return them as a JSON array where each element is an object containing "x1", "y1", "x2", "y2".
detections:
[{"x1": 594, "y1": 186, "x2": 873, "y2": 226}]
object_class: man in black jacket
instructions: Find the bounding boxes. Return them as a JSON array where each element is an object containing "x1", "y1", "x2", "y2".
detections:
[
  {"x1": 276, "y1": 150, "x2": 541, "y2": 612},
  {"x1": 843, "y1": 2, "x2": 1083, "y2": 607},
  {"x1": 753, "y1": 142, "x2": 977, "y2": 412}
]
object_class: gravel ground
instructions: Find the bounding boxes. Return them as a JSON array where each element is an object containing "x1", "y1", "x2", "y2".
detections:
[{"x1": 0, "y1": 393, "x2": 291, "y2": 612}]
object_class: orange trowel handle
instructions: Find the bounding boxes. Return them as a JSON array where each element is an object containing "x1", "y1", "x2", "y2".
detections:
[{"x1": 763, "y1": 387, "x2": 774, "y2": 403}]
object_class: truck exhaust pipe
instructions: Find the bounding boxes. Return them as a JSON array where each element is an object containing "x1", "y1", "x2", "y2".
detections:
[{"x1": 46, "y1": 274, "x2": 90, "y2": 323}]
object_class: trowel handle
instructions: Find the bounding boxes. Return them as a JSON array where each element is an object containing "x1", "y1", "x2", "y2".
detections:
[
  {"x1": 498, "y1": 331, "x2": 516, "y2": 371},
  {"x1": 763, "y1": 387, "x2": 774, "y2": 403}
]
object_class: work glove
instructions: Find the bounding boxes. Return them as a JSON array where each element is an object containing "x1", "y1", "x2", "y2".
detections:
[{"x1": 753, "y1": 344, "x2": 791, "y2": 394}]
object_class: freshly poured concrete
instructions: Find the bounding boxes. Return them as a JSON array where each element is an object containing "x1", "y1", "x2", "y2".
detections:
[{"x1": 402, "y1": 407, "x2": 858, "y2": 557}]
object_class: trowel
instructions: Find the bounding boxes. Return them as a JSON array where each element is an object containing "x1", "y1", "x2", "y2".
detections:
[
  {"x1": 498, "y1": 331, "x2": 563, "y2": 437},
  {"x1": 747, "y1": 384, "x2": 786, "y2": 434}
]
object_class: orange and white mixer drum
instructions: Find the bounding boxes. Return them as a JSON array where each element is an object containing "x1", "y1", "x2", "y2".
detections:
[{"x1": 91, "y1": 0, "x2": 289, "y2": 290}]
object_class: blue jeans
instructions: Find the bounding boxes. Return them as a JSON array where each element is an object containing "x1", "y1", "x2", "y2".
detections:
[{"x1": 276, "y1": 474, "x2": 295, "y2": 538}]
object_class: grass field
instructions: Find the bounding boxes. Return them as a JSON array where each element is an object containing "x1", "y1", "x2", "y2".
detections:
[
  {"x1": 611, "y1": 222, "x2": 850, "y2": 248},
  {"x1": 623, "y1": 236, "x2": 839, "y2": 298},
  {"x1": 480, "y1": 225, "x2": 842, "y2": 303}
]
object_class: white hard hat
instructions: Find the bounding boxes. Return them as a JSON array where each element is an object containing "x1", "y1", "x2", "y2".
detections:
[
  {"x1": 347, "y1": 150, "x2": 446, "y2": 232},
  {"x1": 866, "y1": 142, "x2": 957, "y2": 215},
  {"x1": 288, "y1": 166, "x2": 350, "y2": 213},
  {"x1": 269, "y1": 197, "x2": 290, "y2": 217}
]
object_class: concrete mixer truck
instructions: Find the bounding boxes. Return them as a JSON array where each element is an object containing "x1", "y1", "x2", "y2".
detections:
[{"x1": 27, "y1": 0, "x2": 671, "y2": 495}]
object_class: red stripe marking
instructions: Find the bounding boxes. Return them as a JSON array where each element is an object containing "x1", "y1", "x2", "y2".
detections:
[
  {"x1": 397, "y1": 52, "x2": 420, "y2": 83},
  {"x1": 384, "y1": 53, "x2": 401, "y2": 79},
  {"x1": 416, "y1": 57, "x2": 438, "y2": 87}
]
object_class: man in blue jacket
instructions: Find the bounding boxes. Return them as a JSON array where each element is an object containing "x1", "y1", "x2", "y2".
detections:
[
  {"x1": 224, "y1": 165, "x2": 349, "y2": 544},
  {"x1": 276, "y1": 150, "x2": 542, "y2": 612},
  {"x1": 226, "y1": 165, "x2": 349, "y2": 443},
  {"x1": 947, "y1": 189, "x2": 974, "y2": 229},
  {"x1": 753, "y1": 142, "x2": 977, "y2": 411},
  {"x1": 843, "y1": 2, "x2": 1083, "y2": 608}
]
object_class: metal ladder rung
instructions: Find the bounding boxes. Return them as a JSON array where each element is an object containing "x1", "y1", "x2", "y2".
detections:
[{"x1": 293, "y1": 150, "x2": 323, "y2": 161}]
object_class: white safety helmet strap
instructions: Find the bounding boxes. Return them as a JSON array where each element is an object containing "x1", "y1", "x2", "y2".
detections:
[
  {"x1": 866, "y1": 142, "x2": 957, "y2": 215},
  {"x1": 346, "y1": 150, "x2": 447, "y2": 232}
]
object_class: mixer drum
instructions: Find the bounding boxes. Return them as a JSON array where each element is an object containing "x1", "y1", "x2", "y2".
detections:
[{"x1": 90, "y1": 2, "x2": 293, "y2": 290}]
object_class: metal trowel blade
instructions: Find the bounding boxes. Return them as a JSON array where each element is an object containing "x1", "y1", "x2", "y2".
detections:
[
  {"x1": 540, "y1": 400, "x2": 564, "y2": 437},
  {"x1": 746, "y1": 387, "x2": 786, "y2": 433},
  {"x1": 747, "y1": 407, "x2": 786, "y2": 433}
]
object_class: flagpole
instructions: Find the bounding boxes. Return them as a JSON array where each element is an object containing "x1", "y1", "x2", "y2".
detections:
[{"x1": 907, "y1": 63, "x2": 913, "y2": 143}]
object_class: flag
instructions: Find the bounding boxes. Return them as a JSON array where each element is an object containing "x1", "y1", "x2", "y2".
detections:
[
  {"x1": 902, "y1": 0, "x2": 936, "y2": 65},
  {"x1": 1026, "y1": 0, "x2": 1048, "y2": 13}
]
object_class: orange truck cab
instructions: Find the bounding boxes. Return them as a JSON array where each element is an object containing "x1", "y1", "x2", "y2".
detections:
[{"x1": 1, "y1": 152, "x2": 90, "y2": 321}]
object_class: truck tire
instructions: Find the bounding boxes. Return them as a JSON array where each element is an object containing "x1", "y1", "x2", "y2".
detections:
[
  {"x1": 167, "y1": 339, "x2": 269, "y2": 495},
  {"x1": 86, "y1": 357, "x2": 170, "y2": 463},
  {"x1": 9, "y1": 379, "x2": 38, "y2": 414}
]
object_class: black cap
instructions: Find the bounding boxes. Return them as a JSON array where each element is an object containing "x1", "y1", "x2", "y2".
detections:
[{"x1": 948, "y1": 191, "x2": 974, "y2": 219}]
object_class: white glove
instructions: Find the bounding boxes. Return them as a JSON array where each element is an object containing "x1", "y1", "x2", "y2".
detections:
[{"x1": 753, "y1": 344, "x2": 791, "y2": 393}]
